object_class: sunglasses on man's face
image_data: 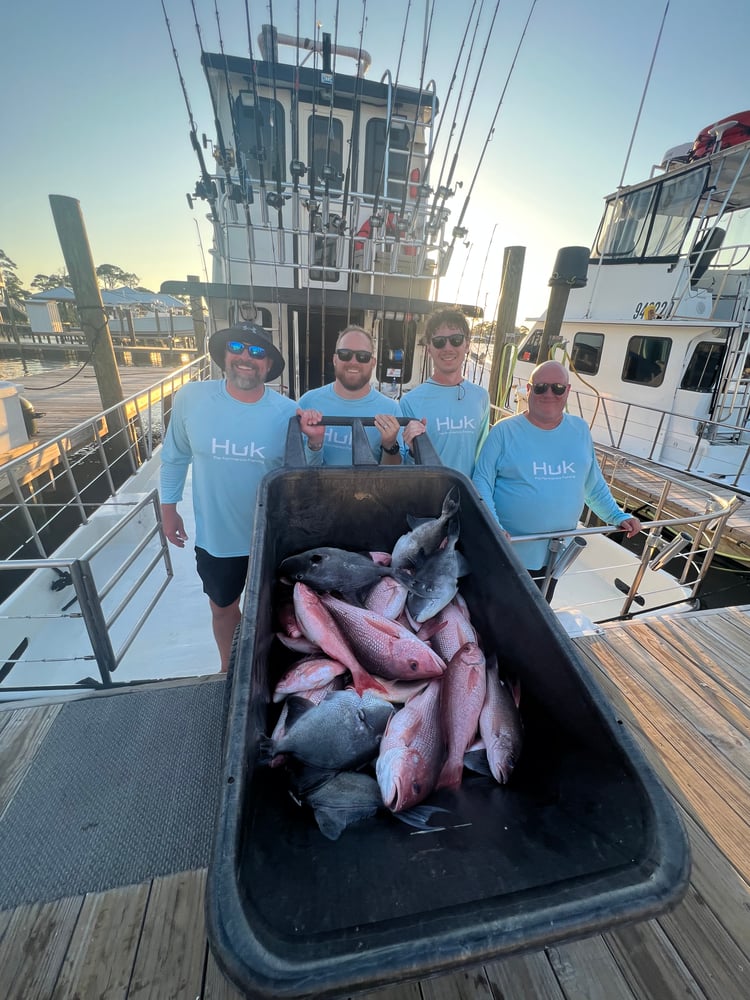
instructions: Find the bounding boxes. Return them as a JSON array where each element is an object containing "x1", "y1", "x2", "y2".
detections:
[
  {"x1": 335, "y1": 348, "x2": 373, "y2": 363},
  {"x1": 430, "y1": 333, "x2": 465, "y2": 349},
  {"x1": 226, "y1": 341, "x2": 268, "y2": 358},
  {"x1": 531, "y1": 382, "x2": 568, "y2": 396}
]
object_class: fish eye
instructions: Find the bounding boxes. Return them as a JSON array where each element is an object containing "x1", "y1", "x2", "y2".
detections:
[
  {"x1": 408, "y1": 660, "x2": 419, "y2": 672},
  {"x1": 310, "y1": 554, "x2": 323, "y2": 565}
]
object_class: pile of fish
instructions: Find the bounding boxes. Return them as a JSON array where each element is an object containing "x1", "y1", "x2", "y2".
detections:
[{"x1": 263, "y1": 487, "x2": 523, "y2": 840}]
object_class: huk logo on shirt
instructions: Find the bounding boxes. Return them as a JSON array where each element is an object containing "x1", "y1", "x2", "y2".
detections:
[
  {"x1": 435, "y1": 415, "x2": 476, "y2": 432},
  {"x1": 212, "y1": 438, "x2": 266, "y2": 460},
  {"x1": 324, "y1": 428, "x2": 352, "y2": 446},
  {"x1": 532, "y1": 460, "x2": 576, "y2": 479}
]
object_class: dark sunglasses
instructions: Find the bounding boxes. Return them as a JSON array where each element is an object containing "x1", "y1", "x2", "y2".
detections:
[
  {"x1": 430, "y1": 333, "x2": 465, "y2": 349},
  {"x1": 226, "y1": 341, "x2": 268, "y2": 358},
  {"x1": 335, "y1": 348, "x2": 373, "y2": 363},
  {"x1": 532, "y1": 382, "x2": 568, "y2": 396}
]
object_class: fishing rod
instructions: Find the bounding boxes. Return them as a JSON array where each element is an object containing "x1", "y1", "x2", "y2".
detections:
[
  {"x1": 396, "y1": 0, "x2": 435, "y2": 230},
  {"x1": 160, "y1": 0, "x2": 218, "y2": 222},
  {"x1": 368, "y1": 0, "x2": 412, "y2": 248},
  {"x1": 214, "y1": 0, "x2": 258, "y2": 307},
  {"x1": 190, "y1": 0, "x2": 235, "y2": 203},
  {"x1": 445, "y1": 0, "x2": 538, "y2": 273},
  {"x1": 242, "y1": 0, "x2": 271, "y2": 227},
  {"x1": 343, "y1": 0, "x2": 369, "y2": 324},
  {"x1": 426, "y1": 0, "x2": 502, "y2": 240},
  {"x1": 266, "y1": 0, "x2": 289, "y2": 234},
  {"x1": 406, "y1": 0, "x2": 480, "y2": 243}
]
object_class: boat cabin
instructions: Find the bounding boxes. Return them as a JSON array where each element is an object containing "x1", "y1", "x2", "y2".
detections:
[
  {"x1": 512, "y1": 114, "x2": 750, "y2": 491},
  {"x1": 165, "y1": 25, "x2": 477, "y2": 397}
]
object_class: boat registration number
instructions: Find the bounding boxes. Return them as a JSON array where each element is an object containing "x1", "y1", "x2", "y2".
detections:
[{"x1": 633, "y1": 300, "x2": 672, "y2": 320}]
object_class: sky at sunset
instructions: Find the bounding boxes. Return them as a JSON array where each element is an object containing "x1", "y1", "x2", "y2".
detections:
[{"x1": 2, "y1": 0, "x2": 750, "y2": 325}]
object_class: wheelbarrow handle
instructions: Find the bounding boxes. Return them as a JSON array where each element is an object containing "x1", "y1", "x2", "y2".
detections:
[{"x1": 284, "y1": 415, "x2": 442, "y2": 467}]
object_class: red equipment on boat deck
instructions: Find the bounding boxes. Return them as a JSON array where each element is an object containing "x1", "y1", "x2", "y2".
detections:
[{"x1": 690, "y1": 111, "x2": 750, "y2": 160}]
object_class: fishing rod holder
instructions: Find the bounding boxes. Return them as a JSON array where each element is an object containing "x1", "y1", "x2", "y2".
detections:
[{"x1": 648, "y1": 531, "x2": 692, "y2": 572}]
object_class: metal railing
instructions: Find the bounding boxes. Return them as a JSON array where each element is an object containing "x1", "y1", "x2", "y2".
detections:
[
  {"x1": 0, "y1": 490, "x2": 172, "y2": 693},
  {"x1": 512, "y1": 495, "x2": 743, "y2": 620},
  {"x1": 0, "y1": 356, "x2": 211, "y2": 568}
]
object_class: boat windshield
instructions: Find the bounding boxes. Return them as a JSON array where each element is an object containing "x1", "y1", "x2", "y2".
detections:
[{"x1": 593, "y1": 165, "x2": 708, "y2": 262}]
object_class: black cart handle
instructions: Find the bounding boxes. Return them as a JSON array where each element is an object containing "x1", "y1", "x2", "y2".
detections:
[{"x1": 284, "y1": 415, "x2": 442, "y2": 468}]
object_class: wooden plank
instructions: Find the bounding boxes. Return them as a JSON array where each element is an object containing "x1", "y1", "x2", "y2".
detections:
[
  {"x1": 573, "y1": 637, "x2": 750, "y2": 876},
  {"x1": 0, "y1": 704, "x2": 61, "y2": 817},
  {"x1": 0, "y1": 896, "x2": 83, "y2": 999},
  {"x1": 610, "y1": 624, "x2": 750, "y2": 775},
  {"x1": 483, "y1": 952, "x2": 566, "y2": 999},
  {"x1": 128, "y1": 870, "x2": 207, "y2": 999},
  {"x1": 50, "y1": 883, "x2": 150, "y2": 1000},
  {"x1": 657, "y1": 883, "x2": 750, "y2": 1000},
  {"x1": 676, "y1": 809, "x2": 750, "y2": 965},
  {"x1": 547, "y1": 935, "x2": 639, "y2": 999},
  {"x1": 421, "y1": 966, "x2": 494, "y2": 999},
  {"x1": 603, "y1": 920, "x2": 707, "y2": 1000},
  {"x1": 202, "y1": 945, "x2": 248, "y2": 1000},
  {"x1": 641, "y1": 616, "x2": 750, "y2": 708}
]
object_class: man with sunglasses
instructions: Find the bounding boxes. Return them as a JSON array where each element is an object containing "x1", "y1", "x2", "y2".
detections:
[
  {"x1": 472, "y1": 360, "x2": 641, "y2": 600},
  {"x1": 299, "y1": 325, "x2": 404, "y2": 465},
  {"x1": 401, "y1": 309, "x2": 489, "y2": 476},
  {"x1": 160, "y1": 323, "x2": 323, "y2": 671}
]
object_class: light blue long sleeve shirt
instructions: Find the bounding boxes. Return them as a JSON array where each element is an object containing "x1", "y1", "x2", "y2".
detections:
[
  {"x1": 298, "y1": 383, "x2": 403, "y2": 464},
  {"x1": 472, "y1": 412, "x2": 629, "y2": 569},
  {"x1": 400, "y1": 379, "x2": 489, "y2": 477},
  {"x1": 160, "y1": 380, "x2": 320, "y2": 557}
]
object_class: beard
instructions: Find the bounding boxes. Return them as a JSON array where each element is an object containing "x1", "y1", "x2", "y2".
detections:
[{"x1": 226, "y1": 360, "x2": 267, "y2": 392}]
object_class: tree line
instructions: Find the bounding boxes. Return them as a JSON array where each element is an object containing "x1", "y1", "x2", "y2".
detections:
[{"x1": 0, "y1": 249, "x2": 149, "y2": 315}]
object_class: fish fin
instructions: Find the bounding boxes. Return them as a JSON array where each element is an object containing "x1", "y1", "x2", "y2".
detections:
[
  {"x1": 455, "y1": 552, "x2": 472, "y2": 577},
  {"x1": 463, "y1": 747, "x2": 492, "y2": 777},
  {"x1": 391, "y1": 568, "x2": 431, "y2": 596},
  {"x1": 392, "y1": 804, "x2": 452, "y2": 831},
  {"x1": 313, "y1": 800, "x2": 380, "y2": 840},
  {"x1": 405, "y1": 514, "x2": 433, "y2": 530},
  {"x1": 416, "y1": 618, "x2": 448, "y2": 641},
  {"x1": 506, "y1": 675, "x2": 522, "y2": 709},
  {"x1": 284, "y1": 694, "x2": 316, "y2": 729},
  {"x1": 257, "y1": 736, "x2": 279, "y2": 766}
]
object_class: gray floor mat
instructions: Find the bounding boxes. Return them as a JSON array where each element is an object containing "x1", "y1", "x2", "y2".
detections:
[{"x1": 0, "y1": 681, "x2": 223, "y2": 911}]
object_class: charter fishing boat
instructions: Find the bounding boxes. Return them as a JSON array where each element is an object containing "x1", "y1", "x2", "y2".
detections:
[
  {"x1": 161, "y1": 22, "x2": 481, "y2": 397},
  {"x1": 510, "y1": 112, "x2": 750, "y2": 495}
]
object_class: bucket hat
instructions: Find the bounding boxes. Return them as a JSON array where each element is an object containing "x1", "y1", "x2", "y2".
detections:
[{"x1": 208, "y1": 323, "x2": 285, "y2": 382}]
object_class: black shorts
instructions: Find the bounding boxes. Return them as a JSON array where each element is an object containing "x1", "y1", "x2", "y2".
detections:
[{"x1": 195, "y1": 547, "x2": 249, "y2": 608}]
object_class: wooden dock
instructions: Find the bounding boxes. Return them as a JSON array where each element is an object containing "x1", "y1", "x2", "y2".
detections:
[{"x1": 0, "y1": 605, "x2": 748, "y2": 999}]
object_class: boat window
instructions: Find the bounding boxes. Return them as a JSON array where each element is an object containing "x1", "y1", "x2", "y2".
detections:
[
  {"x1": 235, "y1": 94, "x2": 286, "y2": 183},
  {"x1": 363, "y1": 119, "x2": 411, "y2": 199},
  {"x1": 594, "y1": 165, "x2": 707, "y2": 262},
  {"x1": 571, "y1": 333, "x2": 604, "y2": 375},
  {"x1": 308, "y1": 115, "x2": 344, "y2": 188},
  {"x1": 680, "y1": 341, "x2": 727, "y2": 392},
  {"x1": 517, "y1": 328, "x2": 543, "y2": 365},
  {"x1": 622, "y1": 335, "x2": 672, "y2": 387}
]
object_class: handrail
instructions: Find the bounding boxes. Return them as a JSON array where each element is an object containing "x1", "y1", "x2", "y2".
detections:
[
  {"x1": 0, "y1": 491, "x2": 171, "y2": 692},
  {"x1": 0, "y1": 357, "x2": 211, "y2": 567},
  {"x1": 509, "y1": 496, "x2": 743, "y2": 618}
]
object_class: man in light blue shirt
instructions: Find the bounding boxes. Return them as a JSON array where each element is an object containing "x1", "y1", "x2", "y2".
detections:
[
  {"x1": 299, "y1": 325, "x2": 404, "y2": 465},
  {"x1": 472, "y1": 360, "x2": 641, "y2": 598},
  {"x1": 161, "y1": 323, "x2": 323, "y2": 671},
  {"x1": 401, "y1": 309, "x2": 489, "y2": 477}
]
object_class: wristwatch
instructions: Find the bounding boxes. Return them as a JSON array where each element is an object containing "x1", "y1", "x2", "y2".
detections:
[{"x1": 381, "y1": 441, "x2": 401, "y2": 455}]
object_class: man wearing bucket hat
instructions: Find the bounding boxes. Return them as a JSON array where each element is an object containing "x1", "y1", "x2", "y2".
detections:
[{"x1": 160, "y1": 322, "x2": 324, "y2": 671}]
